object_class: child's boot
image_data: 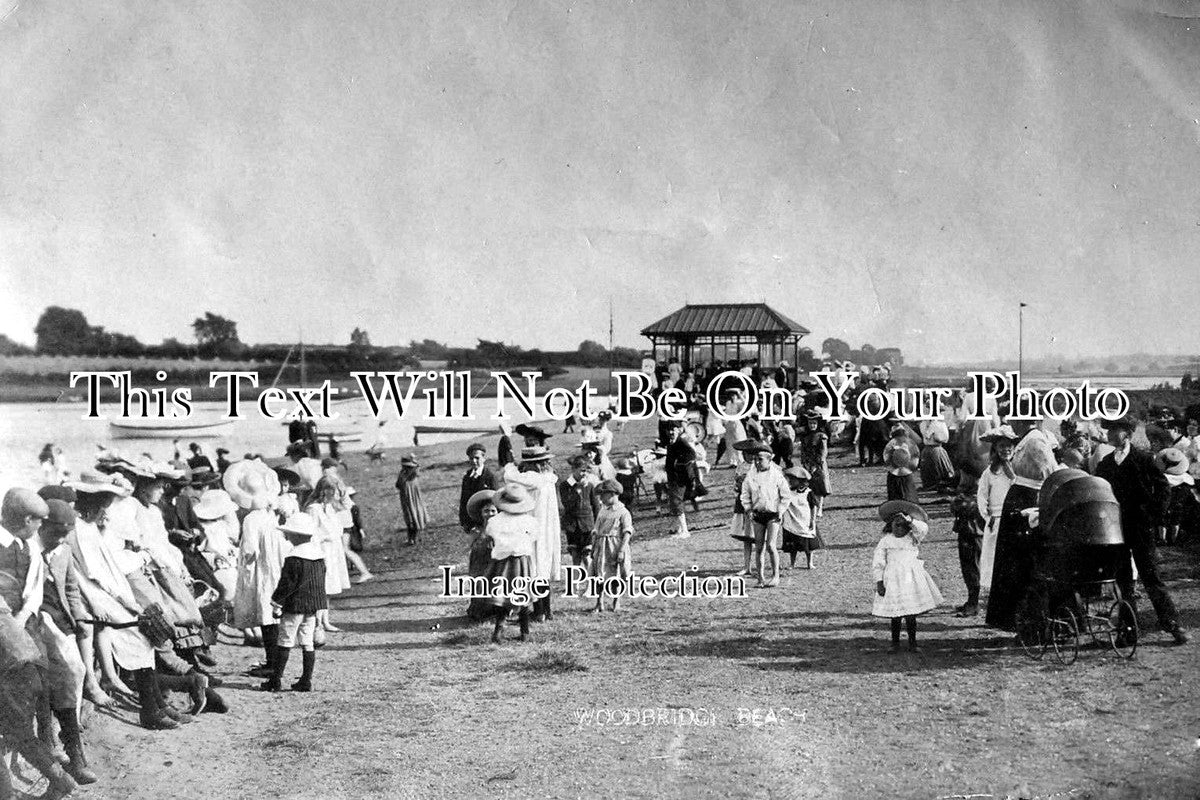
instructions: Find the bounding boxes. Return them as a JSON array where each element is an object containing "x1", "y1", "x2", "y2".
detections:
[
  {"x1": 890, "y1": 618, "x2": 902, "y2": 652},
  {"x1": 13, "y1": 738, "x2": 77, "y2": 800},
  {"x1": 261, "y1": 647, "x2": 289, "y2": 692},
  {"x1": 54, "y1": 708, "x2": 98, "y2": 785},
  {"x1": 518, "y1": 609, "x2": 530, "y2": 641},
  {"x1": 135, "y1": 669, "x2": 178, "y2": 730},
  {"x1": 906, "y1": 615, "x2": 919, "y2": 651},
  {"x1": 292, "y1": 650, "x2": 315, "y2": 692}
]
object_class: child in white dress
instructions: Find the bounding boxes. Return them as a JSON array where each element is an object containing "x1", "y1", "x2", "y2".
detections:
[{"x1": 872, "y1": 500, "x2": 944, "y2": 652}]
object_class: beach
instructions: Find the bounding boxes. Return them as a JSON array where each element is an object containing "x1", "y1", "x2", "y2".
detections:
[{"x1": 62, "y1": 416, "x2": 1200, "y2": 800}]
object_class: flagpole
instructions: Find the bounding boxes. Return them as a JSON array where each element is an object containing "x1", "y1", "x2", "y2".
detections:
[{"x1": 1018, "y1": 303, "x2": 1024, "y2": 374}]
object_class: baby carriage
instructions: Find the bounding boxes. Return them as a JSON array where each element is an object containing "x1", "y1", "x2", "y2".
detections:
[{"x1": 1015, "y1": 469, "x2": 1138, "y2": 665}]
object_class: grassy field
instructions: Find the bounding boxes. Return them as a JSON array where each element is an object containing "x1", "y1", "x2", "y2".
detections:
[{"x1": 52, "y1": 417, "x2": 1200, "y2": 800}]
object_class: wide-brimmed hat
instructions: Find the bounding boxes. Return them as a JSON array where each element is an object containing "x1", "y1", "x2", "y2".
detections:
[
  {"x1": 887, "y1": 445, "x2": 917, "y2": 471},
  {"x1": 193, "y1": 489, "x2": 238, "y2": 521},
  {"x1": 520, "y1": 446, "x2": 554, "y2": 463},
  {"x1": 595, "y1": 479, "x2": 623, "y2": 497},
  {"x1": 273, "y1": 467, "x2": 301, "y2": 487},
  {"x1": 99, "y1": 457, "x2": 155, "y2": 480},
  {"x1": 279, "y1": 512, "x2": 319, "y2": 538},
  {"x1": 878, "y1": 499, "x2": 929, "y2": 524},
  {"x1": 69, "y1": 470, "x2": 131, "y2": 497},
  {"x1": 493, "y1": 484, "x2": 536, "y2": 514},
  {"x1": 223, "y1": 460, "x2": 281, "y2": 511},
  {"x1": 734, "y1": 440, "x2": 771, "y2": 455},
  {"x1": 188, "y1": 466, "x2": 222, "y2": 489},
  {"x1": 614, "y1": 456, "x2": 636, "y2": 474},
  {"x1": 783, "y1": 466, "x2": 812, "y2": 482},
  {"x1": 38, "y1": 484, "x2": 77, "y2": 504},
  {"x1": 1154, "y1": 447, "x2": 1190, "y2": 476},
  {"x1": 514, "y1": 424, "x2": 551, "y2": 441},
  {"x1": 979, "y1": 425, "x2": 1020, "y2": 443},
  {"x1": 466, "y1": 489, "x2": 497, "y2": 523}
]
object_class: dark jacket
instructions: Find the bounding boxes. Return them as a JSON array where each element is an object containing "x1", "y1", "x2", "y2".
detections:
[
  {"x1": 1095, "y1": 447, "x2": 1168, "y2": 532},
  {"x1": 271, "y1": 544, "x2": 328, "y2": 615},
  {"x1": 42, "y1": 544, "x2": 86, "y2": 634},
  {"x1": 459, "y1": 468, "x2": 499, "y2": 528},
  {"x1": 558, "y1": 478, "x2": 600, "y2": 534},
  {"x1": 666, "y1": 439, "x2": 696, "y2": 487}
]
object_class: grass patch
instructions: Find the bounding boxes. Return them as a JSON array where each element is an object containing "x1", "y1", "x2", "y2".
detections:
[
  {"x1": 513, "y1": 648, "x2": 589, "y2": 674},
  {"x1": 440, "y1": 631, "x2": 472, "y2": 647}
]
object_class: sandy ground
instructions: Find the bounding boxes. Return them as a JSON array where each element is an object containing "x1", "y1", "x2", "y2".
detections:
[{"x1": 27, "y1": 419, "x2": 1200, "y2": 800}]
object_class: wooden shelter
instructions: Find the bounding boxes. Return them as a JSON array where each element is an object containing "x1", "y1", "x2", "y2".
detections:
[{"x1": 640, "y1": 303, "x2": 810, "y2": 385}]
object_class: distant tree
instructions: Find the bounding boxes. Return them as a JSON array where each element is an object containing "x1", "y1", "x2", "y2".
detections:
[
  {"x1": 0, "y1": 333, "x2": 33, "y2": 356},
  {"x1": 1147, "y1": 361, "x2": 1161, "y2": 372},
  {"x1": 159, "y1": 337, "x2": 192, "y2": 359},
  {"x1": 876, "y1": 347, "x2": 903, "y2": 367},
  {"x1": 795, "y1": 346, "x2": 820, "y2": 371},
  {"x1": 859, "y1": 344, "x2": 877, "y2": 363},
  {"x1": 1104, "y1": 361, "x2": 1119, "y2": 373},
  {"x1": 193, "y1": 312, "x2": 239, "y2": 347},
  {"x1": 408, "y1": 338, "x2": 449, "y2": 359},
  {"x1": 350, "y1": 328, "x2": 372, "y2": 348},
  {"x1": 822, "y1": 338, "x2": 851, "y2": 362},
  {"x1": 577, "y1": 340, "x2": 607, "y2": 364},
  {"x1": 34, "y1": 306, "x2": 93, "y2": 354}
]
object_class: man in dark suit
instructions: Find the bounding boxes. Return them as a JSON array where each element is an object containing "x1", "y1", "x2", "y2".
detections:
[
  {"x1": 558, "y1": 456, "x2": 600, "y2": 567},
  {"x1": 459, "y1": 444, "x2": 498, "y2": 530},
  {"x1": 1095, "y1": 417, "x2": 1188, "y2": 645}
]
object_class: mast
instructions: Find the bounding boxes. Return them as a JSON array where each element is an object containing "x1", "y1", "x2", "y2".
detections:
[
  {"x1": 299, "y1": 329, "x2": 307, "y2": 389},
  {"x1": 608, "y1": 298, "x2": 615, "y2": 398}
]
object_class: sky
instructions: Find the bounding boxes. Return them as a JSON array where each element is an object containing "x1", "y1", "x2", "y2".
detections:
[{"x1": 2, "y1": 0, "x2": 1199, "y2": 363}]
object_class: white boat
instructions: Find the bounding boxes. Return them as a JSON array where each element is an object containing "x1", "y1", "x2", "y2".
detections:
[{"x1": 109, "y1": 418, "x2": 235, "y2": 439}]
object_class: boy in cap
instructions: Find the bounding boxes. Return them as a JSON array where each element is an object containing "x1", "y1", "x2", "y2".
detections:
[
  {"x1": 265, "y1": 513, "x2": 328, "y2": 692},
  {"x1": 460, "y1": 444, "x2": 498, "y2": 531},
  {"x1": 559, "y1": 455, "x2": 600, "y2": 568}
]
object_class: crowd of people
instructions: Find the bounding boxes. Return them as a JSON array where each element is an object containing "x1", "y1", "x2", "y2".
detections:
[{"x1": 0, "y1": 436, "x2": 377, "y2": 797}]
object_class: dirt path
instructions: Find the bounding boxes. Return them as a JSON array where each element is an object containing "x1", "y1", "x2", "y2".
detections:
[{"x1": 72, "y1": 421, "x2": 1200, "y2": 800}]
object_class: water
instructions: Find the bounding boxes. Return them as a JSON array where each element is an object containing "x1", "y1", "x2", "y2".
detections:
[{"x1": 0, "y1": 394, "x2": 578, "y2": 488}]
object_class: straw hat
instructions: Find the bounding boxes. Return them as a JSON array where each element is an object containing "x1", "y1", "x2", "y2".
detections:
[
  {"x1": 979, "y1": 425, "x2": 1020, "y2": 443},
  {"x1": 278, "y1": 512, "x2": 319, "y2": 538},
  {"x1": 514, "y1": 424, "x2": 551, "y2": 441},
  {"x1": 783, "y1": 466, "x2": 812, "y2": 482},
  {"x1": 223, "y1": 460, "x2": 281, "y2": 511},
  {"x1": 519, "y1": 446, "x2": 554, "y2": 463},
  {"x1": 466, "y1": 489, "x2": 497, "y2": 523},
  {"x1": 735, "y1": 440, "x2": 772, "y2": 456},
  {"x1": 595, "y1": 479, "x2": 623, "y2": 497},
  {"x1": 887, "y1": 445, "x2": 917, "y2": 471},
  {"x1": 493, "y1": 484, "x2": 536, "y2": 514},
  {"x1": 1154, "y1": 447, "x2": 1190, "y2": 476},
  {"x1": 193, "y1": 489, "x2": 238, "y2": 521},
  {"x1": 878, "y1": 499, "x2": 928, "y2": 524},
  {"x1": 69, "y1": 470, "x2": 131, "y2": 497}
]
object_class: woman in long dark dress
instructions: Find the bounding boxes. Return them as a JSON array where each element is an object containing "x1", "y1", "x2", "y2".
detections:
[
  {"x1": 985, "y1": 421, "x2": 1059, "y2": 630},
  {"x1": 798, "y1": 414, "x2": 831, "y2": 517}
]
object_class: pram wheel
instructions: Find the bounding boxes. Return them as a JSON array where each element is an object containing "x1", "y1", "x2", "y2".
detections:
[
  {"x1": 1049, "y1": 607, "x2": 1079, "y2": 665},
  {"x1": 1106, "y1": 599, "x2": 1138, "y2": 660},
  {"x1": 1016, "y1": 614, "x2": 1047, "y2": 660}
]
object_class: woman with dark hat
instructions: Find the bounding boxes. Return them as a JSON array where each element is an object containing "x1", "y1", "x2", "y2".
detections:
[
  {"x1": 799, "y1": 412, "x2": 831, "y2": 516},
  {"x1": 985, "y1": 418, "x2": 1059, "y2": 631}
]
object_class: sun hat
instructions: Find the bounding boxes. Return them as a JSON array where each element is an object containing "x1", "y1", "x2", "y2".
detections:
[
  {"x1": 734, "y1": 440, "x2": 771, "y2": 455},
  {"x1": 595, "y1": 479, "x2": 623, "y2": 497},
  {"x1": 878, "y1": 499, "x2": 929, "y2": 524},
  {"x1": 514, "y1": 424, "x2": 551, "y2": 441},
  {"x1": 493, "y1": 484, "x2": 536, "y2": 514},
  {"x1": 979, "y1": 425, "x2": 1020, "y2": 443},
  {"x1": 69, "y1": 470, "x2": 132, "y2": 497},
  {"x1": 1154, "y1": 447, "x2": 1189, "y2": 476},
  {"x1": 188, "y1": 466, "x2": 222, "y2": 489},
  {"x1": 193, "y1": 489, "x2": 238, "y2": 521},
  {"x1": 222, "y1": 460, "x2": 282, "y2": 511},
  {"x1": 273, "y1": 467, "x2": 301, "y2": 487},
  {"x1": 466, "y1": 489, "x2": 498, "y2": 524},
  {"x1": 38, "y1": 485, "x2": 77, "y2": 504},
  {"x1": 278, "y1": 512, "x2": 320, "y2": 538},
  {"x1": 466, "y1": 443, "x2": 486, "y2": 457},
  {"x1": 520, "y1": 446, "x2": 554, "y2": 463},
  {"x1": 783, "y1": 466, "x2": 812, "y2": 482}
]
